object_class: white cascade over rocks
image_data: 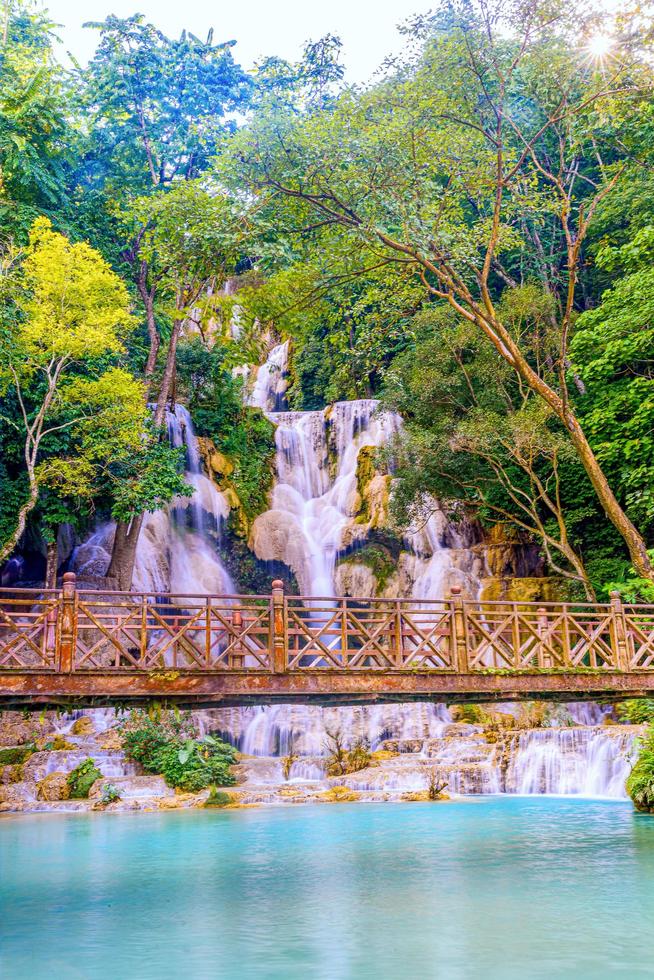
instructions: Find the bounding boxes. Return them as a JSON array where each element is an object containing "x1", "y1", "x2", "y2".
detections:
[
  {"x1": 54, "y1": 342, "x2": 641, "y2": 808},
  {"x1": 74, "y1": 405, "x2": 234, "y2": 595}
]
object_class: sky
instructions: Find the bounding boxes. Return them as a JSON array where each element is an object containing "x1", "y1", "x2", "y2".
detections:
[{"x1": 41, "y1": 0, "x2": 430, "y2": 82}]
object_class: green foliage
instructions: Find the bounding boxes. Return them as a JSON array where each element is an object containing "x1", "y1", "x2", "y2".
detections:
[
  {"x1": 67, "y1": 758, "x2": 102, "y2": 798},
  {"x1": 339, "y1": 545, "x2": 396, "y2": 590},
  {"x1": 627, "y1": 725, "x2": 654, "y2": 813},
  {"x1": 0, "y1": 218, "x2": 190, "y2": 561},
  {"x1": 598, "y1": 551, "x2": 654, "y2": 603},
  {"x1": 572, "y1": 257, "x2": 654, "y2": 533},
  {"x1": 204, "y1": 788, "x2": 232, "y2": 808},
  {"x1": 100, "y1": 783, "x2": 121, "y2": 805},
  {"x1": 0, "y1": 742, "x2": 35, "y2": 765},
  {"x1": 177, "y1": 338, "x2": 276, "y2": 522},
  {"x1": 120, "y1": 711, "x2": 236, "y2": 792},
  {"x1": 80, "y1": 15, "x2": 251, "y2": 195},
  {"x1": 617, "y1": 700, "x2": 654, "y2": 725},
  {"x1": 0, "y1": 2, "x2": 73, "y2": 238}
]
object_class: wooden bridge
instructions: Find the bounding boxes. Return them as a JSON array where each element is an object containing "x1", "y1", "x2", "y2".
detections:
[{"x1": 2, "y1": 573, "x2": 654, "y2": 708}]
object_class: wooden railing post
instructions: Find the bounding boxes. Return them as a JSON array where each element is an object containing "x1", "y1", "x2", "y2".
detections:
[
  {"x1": 271, "y1": 579, "x2": 287, "y2": 673},
  {"x1": 232, "y1": 609, "x2": 244, "y2": 669},
  {"x1": 449, "y1": 586, "x2": 469, "y2": 673},
  {"x1": 537, "y1": 607, "x2": 549, "y2": 668},
  {"x1": 609, "y1": 590, "x2": 630, "y2": 671},
  {"x1": 57, "y1": 572, "x2": 77, "y2": 673}
]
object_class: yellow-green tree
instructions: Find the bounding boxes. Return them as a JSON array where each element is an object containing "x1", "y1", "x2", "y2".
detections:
[{"x1": 0, "y1": 217, "x2": 182, "y2": 573}]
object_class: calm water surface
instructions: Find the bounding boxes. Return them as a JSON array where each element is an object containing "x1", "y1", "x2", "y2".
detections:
[{"x1": 1, "y1": 798, "x2": 653, "y2": 980}]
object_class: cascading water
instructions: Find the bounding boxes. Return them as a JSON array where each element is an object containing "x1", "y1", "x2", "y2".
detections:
[
  {"x1": 503, "y1": 728, "x2": 636, "y2": 797},
  {"x1": 70, "y1": 343, "x2": 640, "y2": 801},
  {"x1": 74, "y1": 406, "x2": 234, "y2": 595}
]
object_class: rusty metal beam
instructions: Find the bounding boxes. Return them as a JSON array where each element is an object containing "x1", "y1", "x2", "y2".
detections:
[{"x1": 2, "y1": 669, "x2": 654, "y2": 709}]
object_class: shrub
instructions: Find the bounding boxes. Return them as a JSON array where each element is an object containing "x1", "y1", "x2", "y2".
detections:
[
  {"x1": 324, "y1": 730, "x2": 371, "y2": 776},
  {"x1": 449, "y1": 704, "x2": 486, "y2": 725},
  {"x1": 67, "y1": 759, "x2": 102, "y2": 798},
  {"x1": 100, "y1": 783, "x2": 121, "y2": 805},
  {"x1": 120, "y1": 711, "x2": 236, "y2": 792},
  {"x1": 617, "y1": 700, "x2": 654, "y2": 725},
  {"x1": 427, "y1": 770, "x2": 448, "y2": 800},
  {"x1": 627, "y1": 725, "x2": 654, "y2": 813},
  {"x1": 205, "y1": 788, "x2": 232, "y2": 808}
]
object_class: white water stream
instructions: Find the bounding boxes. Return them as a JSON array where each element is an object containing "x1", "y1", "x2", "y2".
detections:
[{"x1": 73, "y1": 343, "x2": 637, "y2": 799}]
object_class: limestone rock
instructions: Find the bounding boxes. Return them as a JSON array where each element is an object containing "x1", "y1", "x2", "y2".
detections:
[
  {"x1": 71, "y1": 716, "x2": 95, "y2": 736},
  {"x1": 98, "y1": 728, "x2": 124, "y2": 751},
  {"x1": 361, "y1": 473, "x2": 391, "y2": 529},
  {"x1": 197, "y1": 437, "x2": 234, "y2": 478},
  {"x1": 250, "y1": 509, "x2": 310, "y2": 588},
  {"x1": 334, "y1": 561, "x2": 377, "y2": 598},
  {"x1": 479, "y1": 576, "x2": 565, "y2": 604},
  {"x1": 0, "y1": 713, "x2": 53, "y2": 747},
  {"x1": 88, "y1": 775, "x2": 174, "y2": 800},
  {"x1": 37, "y1": 772, "x2": 71, "y2": 802},
  {"x1": 0, "y1": 781, "x2": 36, "y2": 804}
]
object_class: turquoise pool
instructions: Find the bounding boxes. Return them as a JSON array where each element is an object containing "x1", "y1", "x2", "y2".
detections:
[{"x1": 2, "y1": 799, "x2": 653, "y2": 979}]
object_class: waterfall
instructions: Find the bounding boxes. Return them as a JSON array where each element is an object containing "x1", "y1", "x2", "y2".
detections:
[
  {"x1": 504, "y1": 728, "x2": 636, "y2": 798},
  {"x1": 71, "y1": 343, "x2": 639, "y2": 801},
  {"x1": 74, "y1": 405, "x2": 235, "y2": 596},
  {"x1": 247, "y1": 339, "x2": 290, "y2": 412},
  {"x1": 248, "y1": 343, "x2": 472, "y2": 598}
]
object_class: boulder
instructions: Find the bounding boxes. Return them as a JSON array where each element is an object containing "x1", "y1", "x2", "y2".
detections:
[
  {"x1": 98, "y1": 728, "x2": 124, "y2": 751},
  {"x1": 334, "y1": 561, "x2": 377, "y2": 598},
  {"x1": 71, "y1": 717, "x2": 95, "y2": 736},
  {"x1": 250, "y1": 510, "x2": 310, "y2": 588},
  {"x1": 37, "y1": 772, "x2": 71, "y2": 802},
  {"x1": 197, "y1": 438, "x2": 234, "y2": 478}
]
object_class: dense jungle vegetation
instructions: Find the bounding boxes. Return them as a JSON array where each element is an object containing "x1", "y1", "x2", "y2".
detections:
[{"x1": 2, "y1": 0, "x2": 654, "y2": 606}]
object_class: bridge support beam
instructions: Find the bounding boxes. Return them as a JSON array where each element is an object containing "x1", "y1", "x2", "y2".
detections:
[{"x1": 2, "y1": 669, "x2": 654, "y2": 709}]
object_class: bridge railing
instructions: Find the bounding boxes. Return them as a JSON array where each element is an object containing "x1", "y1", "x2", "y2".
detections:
[{"x1": 1, "y1": 574, "x2": 654, "y2": 673}]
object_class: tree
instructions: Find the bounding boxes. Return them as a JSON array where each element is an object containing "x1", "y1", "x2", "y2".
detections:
[
  {"x1": 571, "y1": 227, "x2": 654, "y2": 537},
  {"x1": 384, "y1": 300, "x2": 596, "y2": 598},
  {"x1": 0, "y1": 218, "x2": 189, "y2": 579},
  {"x1": 0, "y1": 217, "x2": 132, "y2": 562},
  {"x1": 0, "y1": 0, "x2": 73, "y2": 240},
  {"x1": 76, "y1": 14, "x2": 252, "y2": 386},
  {"x1": 223, "y1": 0, "x2": 654, "y2": 579},
  {"x1": 105, "y1": 182, "x2": 243, "y2": 588}
]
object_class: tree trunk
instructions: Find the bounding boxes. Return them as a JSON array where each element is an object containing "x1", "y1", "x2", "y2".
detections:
[
  {"x1": 154, "y1": 318, "x2": 182, "y2": 427},
  {"x1": 0, "y1": 480, "x2": 38, "y2": 565},
  {"x1": 106, "y1": 317, "x2": 183, "y2": 590},
  {"x1": 565, "y1": 418, "x2": 653, "y2": 579},
  {"x1": 474, "y1": 310, "x2": 654, "y2": 581},
  {"x1": 106, "y1": 516, "x2": 145, "y2": 591},
  {"x1": 137, "y1": 261, "x2": 159, "y2": 392},
  {"x1": 45, "y1": 535, "x2": 58, "y2": 590}
]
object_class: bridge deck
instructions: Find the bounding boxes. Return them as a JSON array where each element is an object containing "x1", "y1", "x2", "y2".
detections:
[{"x1": 2, "y1": 575, "x2": 654, "y2": 707}]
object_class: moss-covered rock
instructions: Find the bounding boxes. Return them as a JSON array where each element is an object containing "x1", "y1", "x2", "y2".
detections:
[
  {"x1": 318, "y1": 785, "x2": 360, "y2": 803},
  {"x1": 0, "y1": 743, "x2": 36, "y2": 765},
  {"x1": 71, "y1": 717, "x2": 95, "y2": 736},
  {"x1": 627, "y1": 724, "x2": 654, "y2": 813},
  {"x1": 67, "y1": 759, "x2": 103, "y2": 799},
  {"x1": 35, "y1": 735, "x2": 75, "y2": 752},
  {"x1": 37, "y1": 771, "x2": 71, "y2": 802},
  {"x1": 354, "y1": 445, "x2": 391, "y2": 527},
  {"x1": 480, "y1": 576, "x2": 566, "y2": 604}
]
